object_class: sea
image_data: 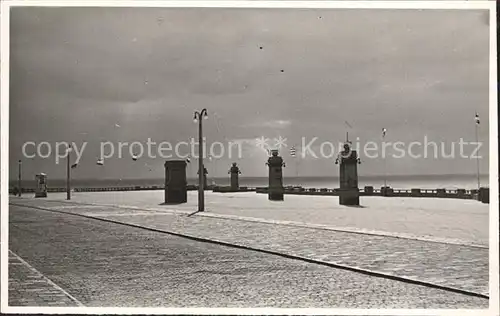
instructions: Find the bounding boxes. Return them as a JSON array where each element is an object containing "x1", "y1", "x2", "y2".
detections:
[{"x1": 10, "y1": 174, "x2": 490, "y2": 190}]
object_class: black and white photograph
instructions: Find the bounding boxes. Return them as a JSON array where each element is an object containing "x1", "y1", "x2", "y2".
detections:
[{"x1": 1, "y1": 0, "x2": 498, "y2": 314}]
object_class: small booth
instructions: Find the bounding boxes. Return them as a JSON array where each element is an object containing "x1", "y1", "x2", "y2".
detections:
[
  {"x1": 164, "y1": 160, "x2": 187, "y2": 204},
  {"x1": 35, "y1": 173, "x2": 48, "y2": 198}
]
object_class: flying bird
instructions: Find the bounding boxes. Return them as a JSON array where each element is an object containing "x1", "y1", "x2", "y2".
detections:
[{"x1": 96, "y1": 158, "x2": 104, "y2": 166}]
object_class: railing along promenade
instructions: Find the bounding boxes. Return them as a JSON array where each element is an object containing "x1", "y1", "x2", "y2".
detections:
[{"x1": 9, "y1": 185, "x2": 489, "y2": 203}]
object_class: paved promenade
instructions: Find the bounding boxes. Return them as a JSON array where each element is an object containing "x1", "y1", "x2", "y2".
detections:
[
  {"x1": 39, "y1": 191, "x2": 489, "y2": 246},
  {"x1": 8, "y1": 196, "x2": 489, "y2": 308},
  {"x1": 11, "y1": 197, "x2": 489, "y2": 295}
]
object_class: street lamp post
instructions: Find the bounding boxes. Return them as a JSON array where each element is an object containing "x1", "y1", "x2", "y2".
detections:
[
  {"x1": 18, "y1": 160, "x2": 22, "y2": 197},
  {"x1": 194, "y1": 109, "x2": 208, "y2": 212},
  {"x1": 474, "y1": 113, "x2": 481, "y2": 191},
  {"x1": 66, "y1": 145, "x2": 72, "y2": 200},
  {"x1": 382, "y1": 128, "x2": 387, "y2": 191}
]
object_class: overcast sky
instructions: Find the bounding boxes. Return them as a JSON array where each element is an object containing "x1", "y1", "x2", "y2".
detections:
[{"x1": 8, "y1": 7, "x2": 491, "y2": 180}]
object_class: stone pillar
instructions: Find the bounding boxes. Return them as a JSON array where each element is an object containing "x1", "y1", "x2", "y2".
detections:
[
  {"x1": 364, "y1": 186, "x2": 374, "y2": 195},
  {"x1": 266, "y1": 150, "x2": 285, "y2": 201},
  {"x1": 34, "y1": 173, "x2": 48, "y2": 198},
  {"x1": 381, "y1": 186, "x2": 393, "y2": 196},
  {"x1": 197, "y1": 167, "x2": 208, "y2": 189},
  {"x1": 478, "y1": 187, "x2": 490, "y2": 204},
  {"x1": 411, "y1": 188, "x2": 422, "y2": 197},
  {"x1": 337, "y1": 142, "x2": 360, "y2": 206},
  {"x1": 164, "y1": 160, "x2": 187, "y2": 204},
  {"x1": 436, "y1": 188, "x2": 446, "y2": 197},
  {"x1": 229, "y1": 162, "x2": 241, "y2": 191}
]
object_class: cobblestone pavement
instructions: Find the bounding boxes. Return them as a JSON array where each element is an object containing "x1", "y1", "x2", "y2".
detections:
[
  {"x1": 8, "y1": 204, "x2": 488, "y2": 308},
  {"x1": 10, "y1": 199, "x2": 489, "y2": 303},
  {"x1": 8, "y1": 250, "x2": 82, "y2": 306}
]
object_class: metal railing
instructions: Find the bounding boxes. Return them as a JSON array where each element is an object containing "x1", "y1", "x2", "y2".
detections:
[{"x1": 8, "y1": 185, "x2": 486, "y2": 202}]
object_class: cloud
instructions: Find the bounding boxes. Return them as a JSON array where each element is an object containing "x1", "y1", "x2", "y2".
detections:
[
  {"x1": 8, "y1": 7, "x2": 490, "y2": 178},
  {"x1": 229, "y1": 138, "x2": 258, "y2": 145},
  {"x1": 243, "y1": 120, "x2": 292, "y2": 129}
]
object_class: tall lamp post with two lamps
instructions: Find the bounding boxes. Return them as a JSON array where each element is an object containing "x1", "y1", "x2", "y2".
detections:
[
  {"x1": 66, "y1": 144, "x2": 78, "y2": 200},
  {"x1": 193, "y1": 109, "x2": 208, "y2": 212},
  {"x1": 18, "y1": 159, "x2": 22, "y2": 197}
]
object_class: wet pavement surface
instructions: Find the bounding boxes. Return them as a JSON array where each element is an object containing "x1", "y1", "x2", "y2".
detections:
[{"x1": 9, "y1": 202, "x2": 489, "y2": 308}]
